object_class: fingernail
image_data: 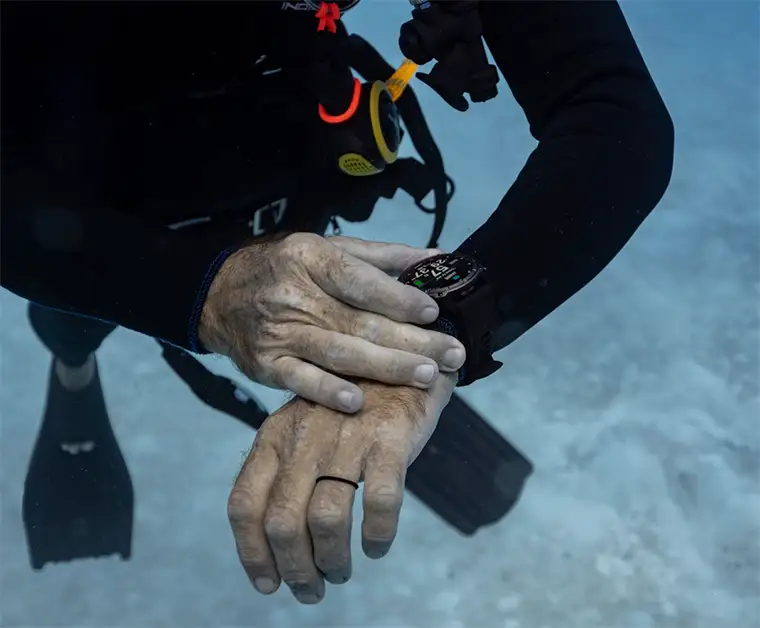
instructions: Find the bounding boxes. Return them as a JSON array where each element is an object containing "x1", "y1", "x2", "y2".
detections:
[
  {"x1": 254, "y1": 577, "x2": 277, "y2": 594},
  {"x1": 365, "y1": 549, "x2": 386, "y2": 559},
  {"x1": 363, "y1": 543, "x2": 389, "y2": 560},
  {"x1": 442, "y1": 347, "x2": 466, "y2": 370},
  {"x1": 294, "y1": 591, "x2": 322, "y2": 605},
  {"x1": 420, "y1": 305, "x2": 438, "y2": 322},
  {"x1": 338, "y1": 390, "x2": 362, "y2": 413},
  {"x1": 414, "y1": 363, "x2": 437, "y2": 385}
]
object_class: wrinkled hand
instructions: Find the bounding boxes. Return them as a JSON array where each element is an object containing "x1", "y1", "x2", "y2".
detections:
[
  {"x1": 199, "y1": 233, "x2": 465, "y2": 412},
  {"x1": 228, "y1": 373, "x2": 456, "y2": 605}
]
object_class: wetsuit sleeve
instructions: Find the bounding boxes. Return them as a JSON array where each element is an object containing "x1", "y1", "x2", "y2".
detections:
[
  {"x1": 455, "y1": 1, "x2": 674, "y2": 362},
  {"x1": 0, "y1": 184, "x2": 233, "y2": 353}
]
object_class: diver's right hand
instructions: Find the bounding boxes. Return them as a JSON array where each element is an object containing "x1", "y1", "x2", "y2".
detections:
[{"x1": 197, "y1": 233, "x2": 466, "y2": 413}]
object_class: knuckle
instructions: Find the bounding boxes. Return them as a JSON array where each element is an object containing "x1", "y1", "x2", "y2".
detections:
[
  {"x1": 258, "y1": 319, "x2": 284, "y2": 344},
  {"x1": 324, "y1": 303, "x2": 355, "y2": 336},
  {"x1": 355, "y1": 312, "x2": 382, "y2": 343},
  {"x1": 386, "y1": 354, "x2": 412, "y2": 379},
  {"x1": 381, "y1": 323, "x2": 421, "y2": 354},
  {"x1": 227, "y1": 489, "x2": 258, "y2": 528},
  {"x1": 308, "y1": 505, "x2": 349, "y2": 536},
  {"x1": 234, "y1": 535, "x2": 271, "y2": 569},
  {"x1": 264, "y1": 509, "x2": 303, "y2": 543},
  {"x1": 274, "y1": 357, "x2": 299, "y2": 383},
  {"x1": 281, "y1": 233, "x2": 321, "y2": 260},
  {"x1": 326, "y1": 258, "x2": 373, "y2": 301},
  {"x1": 327, "y1": 258, "x2": 357, "y2": 292},
  {"x1": 240, "y1": 556, "x2": 269, "y2": 573},
  {"x1": 285, "y1": 577, "x2": 318, "y2": 594},
  {"x1": 364, "y1": 489, "x2": 403, "y2": 516},
  {"x1": 338, "y1": 420, "x2": 357, "y2": 440},
  {"x1": 323, "y1": 340, "x2": 353, "y2": 369},
  {"x1": 417, "y1": 330, "x2": 450, "y2": 358},
  {"x1": 267, "y1": 283, "x2": 303, "y2": 310},
  {"x1": 425, "y1": 328, "x2": 450, "y2": 347},
  {"x1": 290, "y1": 328, "x2": 320, "y2": 360}
]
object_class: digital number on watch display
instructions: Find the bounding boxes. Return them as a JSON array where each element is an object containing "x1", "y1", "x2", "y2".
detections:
[{"x1": 403, "y1": 255, "x2": 481, "y2": 298}]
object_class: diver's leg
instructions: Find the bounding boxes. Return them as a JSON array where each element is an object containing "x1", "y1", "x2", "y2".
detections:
[
  {"x1": 27, "y1": 302, "x2": 116, "y2": 390},
  {"x1": 26, "y1": 300, "x2": 119, "y2": 450}
]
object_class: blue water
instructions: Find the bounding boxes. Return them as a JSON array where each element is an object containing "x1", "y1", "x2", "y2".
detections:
[{"x1": 1, "y1": 1, "x2": 758, "y2": 626}]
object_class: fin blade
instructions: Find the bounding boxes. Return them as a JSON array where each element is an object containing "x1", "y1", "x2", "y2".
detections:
[{"x1": 405, "y1": 392, "x2": 533, "y2": 535}]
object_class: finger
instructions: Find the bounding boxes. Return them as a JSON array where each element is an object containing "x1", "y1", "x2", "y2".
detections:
[
  {"x1": 292, "y1": 327, "x2": 441, "y2": 389},
  {"x1": 328, "y1": 235, "x2": 442, "y2": 276},
  {"x1": 264, "y1": 429, "x2": 333, "y2": 605},
  {"x1": 308, "y1": 249, "x2": 441, "y2": 325},
  {"x1": 273, "y1": 356, "x2": 365, "y2": 413},
  {"x1": 307, "y1": 427, "x2": 366, "y2": 585},
  {"x1": 228, "y1": 441, "x2": 282, "y2": 595},
  {"x1": 361, "y1": 444, "x2": 408, "y2": 560},
  {"x1": 345, "y1": 311, "x2": 467, "y2": 373}
]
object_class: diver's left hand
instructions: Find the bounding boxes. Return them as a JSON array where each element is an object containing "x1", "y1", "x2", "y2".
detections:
[{"x1": 227, "y1": 373, "x2": 456, "y2": 605}]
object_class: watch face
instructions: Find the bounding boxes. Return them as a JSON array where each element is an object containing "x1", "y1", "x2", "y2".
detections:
[{"x1": 400, "y1": 254, "x2": 482, "y2": 299}]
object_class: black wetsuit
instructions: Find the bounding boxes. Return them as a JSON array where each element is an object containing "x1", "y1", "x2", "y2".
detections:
[{"x1": 0, "y1": 1, "x2": 673, "y2": 381}]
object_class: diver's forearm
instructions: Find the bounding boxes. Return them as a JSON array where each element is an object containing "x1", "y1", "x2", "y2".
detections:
[
  {"x1": 457, "y1": 106, "x2": 674, "y2": 353},
  {"x1": 456, "y1": 0, "x2": 675, "y2": 356}
]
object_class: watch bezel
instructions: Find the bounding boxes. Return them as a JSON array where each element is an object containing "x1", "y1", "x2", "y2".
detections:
[{"x1": 400, "y1": 253, "x2": 483, "y2": 299}]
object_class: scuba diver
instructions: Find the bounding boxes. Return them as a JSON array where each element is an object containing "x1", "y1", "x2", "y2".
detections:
[{"x1": 1, "y1": 0, "x2": 673, "y2": 595}]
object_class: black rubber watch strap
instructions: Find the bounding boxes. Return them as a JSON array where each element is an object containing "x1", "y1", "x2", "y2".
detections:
[{"x1": 457, "y1": 282, "x2": 502, "y2": 385}]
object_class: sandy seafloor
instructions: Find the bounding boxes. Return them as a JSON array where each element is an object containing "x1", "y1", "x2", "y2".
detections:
[{"x1": 1, "y1": 1, "x2": 758, "y2": 627}]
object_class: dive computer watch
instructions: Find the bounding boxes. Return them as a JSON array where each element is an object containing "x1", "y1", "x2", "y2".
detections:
[{"x1": 398, "y1": 253, "x2": 502, "y2": 385}]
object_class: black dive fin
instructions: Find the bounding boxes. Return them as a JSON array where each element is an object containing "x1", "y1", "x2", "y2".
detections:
[
  {"x1": 405, "y1": 392, "x2": 534, "y2": 535},
  {"x1": 162, "y1": 343, "x2": 533, "y2": 536},
  {"x1": 22, "y1": 359, "x2": 134, "y2": 570}
]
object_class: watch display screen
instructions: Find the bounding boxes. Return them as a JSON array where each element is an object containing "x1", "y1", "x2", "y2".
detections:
[{"x1": 400, "y1": 255, "x2": 481, "y2": 298}]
